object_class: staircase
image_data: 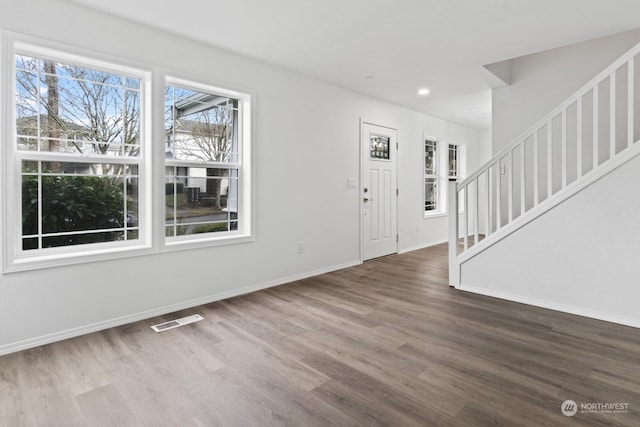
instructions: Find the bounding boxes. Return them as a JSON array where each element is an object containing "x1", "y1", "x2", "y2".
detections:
[{"x1": 449, "y1": 42, "x2": 640, "y2": 288}]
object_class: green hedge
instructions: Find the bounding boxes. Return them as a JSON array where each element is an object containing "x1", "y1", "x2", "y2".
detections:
[
  {"x1": 192, "y1": 223, "x2": 228, "y2": 233},
  {"x1": 22, "y1": 175, "x2": 124, "y2": 248}
]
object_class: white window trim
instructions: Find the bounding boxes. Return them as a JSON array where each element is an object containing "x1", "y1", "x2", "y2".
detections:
[
  {"x1": 1, "y1": 33, "x2": 254, "y2": 273},
  {"x1": 162, "y1": 76, "x2": 252, "y2": 248},
  {"x1": 423, "y1": 134, "x2": 465, "y2": 218},
  {"x1": 422, "y1": 133, "x2": 447, "y2": 218},
  {"x1": 3, "y1": 34, "x2": 153, "y2": 272}
]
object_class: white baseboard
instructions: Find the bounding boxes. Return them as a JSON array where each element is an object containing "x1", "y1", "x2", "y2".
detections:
[
  {"x1": 398, "y1": 239, "x2": 447, "y2": 254},
  {"x1": 459, "y1": 284, "x2": 640, "y2": 329},
  {"x1": 0, "y1": 260, "x2": 362, "y2": 356}
]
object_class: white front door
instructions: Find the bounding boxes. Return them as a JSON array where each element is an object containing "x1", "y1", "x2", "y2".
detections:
[{"x1": 362, "y1": 122, "x2": 397, "y2": 260}]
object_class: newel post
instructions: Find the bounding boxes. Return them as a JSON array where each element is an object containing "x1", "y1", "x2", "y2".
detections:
[{"x1": 448, "y1": 179, "x2": 460, "y2": 288}]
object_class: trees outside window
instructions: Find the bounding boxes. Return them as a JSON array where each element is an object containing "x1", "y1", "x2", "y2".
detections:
[
  {"x1": 15, "y1": 53, "x2": 142, "y2": 251},
  {"x1": 164, "y1": 83, "x2": 241, "y2": 238},
  {"x1": 5, "y1": 38, "x2": 252, "y2": 271}
]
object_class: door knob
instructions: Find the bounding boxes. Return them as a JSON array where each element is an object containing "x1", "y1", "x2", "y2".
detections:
[{"x1": 363, "y1": 197, "x2": 370, "y2": 202}]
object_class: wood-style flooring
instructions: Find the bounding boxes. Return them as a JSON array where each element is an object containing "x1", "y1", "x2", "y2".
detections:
[{"x1": 2, "y1": 243, "x2": 640, "y2": 426}]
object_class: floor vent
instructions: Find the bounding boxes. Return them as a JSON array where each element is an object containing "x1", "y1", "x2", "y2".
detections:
[{"x1": 151, "y1": 314, "x2": 203, "y2": 332}]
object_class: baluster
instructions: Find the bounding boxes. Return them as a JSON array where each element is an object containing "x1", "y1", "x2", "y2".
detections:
[
  {"x1": 520, "y1": 141, "x2": 525, "y2": 214},
  {"x1": 533, "y1": 131, "x2": 539, "y2": 206},
  {"x1": 507, "y1": 153, "x2": 513, "y2": 223},
  {"x1": 547, "y1": 123, "x2": 552, "y2": 197},
  {"x1": 577, "y1": 97, "x2": 583, "y2": 178},
  {"x1": 610, "y1": 71, "x2": 616, "y2": 158},
  {"x1": 496, "y1": 162, "x2": 501, "y2": 230},
  {"x1": 561, "y1": 110, "x2": 567, "y2": 188},
  {"x1": 629, "y1": 57, "x2": 635, "y2": 148},
  {"x1": 463, "y1": 184, "x2": 468, "y2": 251},
  {"x1": 485, "y1": 170, "x2": 491, "y2": 237},
  {"x1": 593, "y1": 84, "x2": 599, "y2": 169},
  {"x1": 474, "y1": 176, "x2": 479, "y2": 245}
]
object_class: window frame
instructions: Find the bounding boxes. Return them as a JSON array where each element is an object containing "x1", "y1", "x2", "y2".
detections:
[
  {"x1": 162, "y1": 76, "x2": 253, "y2": 248},
  {"x1": 424, "y1": 138, "x2": 439, "y2": 214},
  {"x1": 448, "y1": 143, "x2": 459, "y2": 180},
  {"x1": 423, "y1": 134, "x2": 464, "y2": 218},
  {"x1": 1, "y1": 33, "x2": 253, "y2": 273},
  {"x1": 3, "y1": 36, "x2": 153, "y2": 272}
]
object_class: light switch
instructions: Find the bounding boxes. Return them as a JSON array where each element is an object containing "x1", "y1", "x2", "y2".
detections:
[{"x1": 348, "y1": 178, "x2": 357, "y2": 189}]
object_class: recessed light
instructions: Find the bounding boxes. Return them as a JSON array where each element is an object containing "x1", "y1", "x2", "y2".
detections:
[{"x1": 418, "y1": 88, "x2": 430, "y2": 96}]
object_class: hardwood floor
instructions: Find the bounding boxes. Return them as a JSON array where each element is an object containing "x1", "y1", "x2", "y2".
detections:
[{"x1": 2, "y1": 243, "x2": 640, "y2": 426}]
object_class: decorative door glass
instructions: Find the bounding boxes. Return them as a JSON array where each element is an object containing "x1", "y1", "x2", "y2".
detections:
[{"x1": 370, "y1": 134, "x2": 390, "y2": 160}]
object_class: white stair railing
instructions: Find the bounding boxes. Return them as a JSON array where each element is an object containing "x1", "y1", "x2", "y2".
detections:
[{"x1": 449, "y1": 42, "x2": 640, "y2": 287}]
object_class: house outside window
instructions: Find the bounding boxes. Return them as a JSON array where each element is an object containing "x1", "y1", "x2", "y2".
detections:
[{"x1": 164, "y1": 79, "x2": 250, "y2": 243}]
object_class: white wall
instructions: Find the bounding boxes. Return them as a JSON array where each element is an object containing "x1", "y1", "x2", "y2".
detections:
[
  {"x1": 0, "y1": 0, "x2": 486, "y2": 353},
  {"x1": 491, "y1": 28, "x2": 640, "y2": 153},
  {"x1": 459, "y1": 151, "x2": 640, "y2": 328}
]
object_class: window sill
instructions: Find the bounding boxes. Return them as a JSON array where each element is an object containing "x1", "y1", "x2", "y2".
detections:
[
  {"x1": 423, "y1": 211, "x2": 448, "y2": 219},
  {"x1": 164, "y1": 232, "x2": 255, "y2": 252},
  {"x1": 4, "y1": 232, "x2": 256, "y2": 273},
  {"x1": 423, "y1": 210, "x2": 467, "y2": 220},
  {"x1": 5, "y1": 242, "x2": 154, "y2": 274}
]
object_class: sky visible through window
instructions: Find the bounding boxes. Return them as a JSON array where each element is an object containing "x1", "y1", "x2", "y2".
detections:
[{"x1": 15, "y1": 55, "x2": 140, "y2": 156}]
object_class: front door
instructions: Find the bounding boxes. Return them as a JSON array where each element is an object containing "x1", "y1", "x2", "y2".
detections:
[{"x1": 362, "y1": 122, "x2": 397, "y2": 260}]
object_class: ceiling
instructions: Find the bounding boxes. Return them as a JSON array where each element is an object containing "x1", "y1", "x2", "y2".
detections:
[{"x1": 67, "y1": 0, "x2": 640, "y2": 130}]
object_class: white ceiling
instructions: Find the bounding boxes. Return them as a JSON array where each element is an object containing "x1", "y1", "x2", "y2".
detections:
[{"x1": 68, "y1": 0, "x2": 640, "y2": 130}]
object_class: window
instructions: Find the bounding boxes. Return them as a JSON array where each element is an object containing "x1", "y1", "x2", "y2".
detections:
[
  {"x1": 3, "y1": 36, "x2": 252, "y2": 271},
  {"x1": 424, "y1": 139, "x2": 438, "y2": 212},
  {"x1": 448, "y1": 144, "x2": 459, "y2": 179},
  {"x1": 370, "y1": 134, "x2": 390, "y2": 160},
  {"x1": 8, "y1": 43, "x2": 148, "y2": 270},
  {"x1": 164, "y1": 79, "x2": 250, "y2": 243},
  {"x1": 424, "y1": 137, "x2": 463, "y2": 215}
]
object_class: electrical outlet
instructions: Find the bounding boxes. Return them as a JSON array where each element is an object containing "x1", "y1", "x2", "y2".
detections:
[{"x1": 297, "y1": 241, "x2": 304, "y2": 254}]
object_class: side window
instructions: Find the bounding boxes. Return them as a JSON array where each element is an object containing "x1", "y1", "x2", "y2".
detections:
[
  {"x1": 424, "y1": 139, "x2": 438, "y2": 212},
  {"x1": 424, "y1": 139, "x2": 464, "y2": 216},
  {"x1": 448, "y1": 144, "x2": 459, "y2": 179},
  {"x1": 164, "y1": 80, "x2": 249, "y2": 241}
]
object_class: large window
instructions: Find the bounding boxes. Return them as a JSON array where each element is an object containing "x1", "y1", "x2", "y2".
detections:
[
  {"x1": 3, "y1": 37, "x2": 252, "y2": 271},
  {"x1": 424, "y1": 137, "x2": 462, "y2": 215},
  {"x1": 11, "y1": 46, "x2": 146, "y2": 266}
]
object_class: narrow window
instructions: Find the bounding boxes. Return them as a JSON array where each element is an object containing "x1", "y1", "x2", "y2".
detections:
[
  {"x1": 424, "y1": 139, "x2": 438, "y2": 212},
  {"x1": 164, "y1": 80, "x2": 250, "y2": 242},
  {"x1": 448, "y1": 144, "x2": 459, "y2": 179}
]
